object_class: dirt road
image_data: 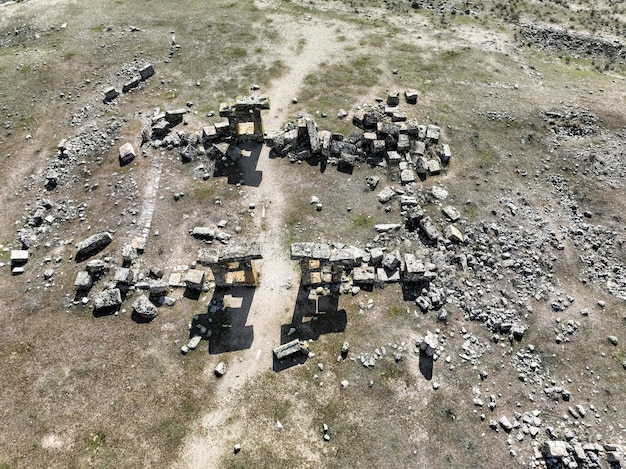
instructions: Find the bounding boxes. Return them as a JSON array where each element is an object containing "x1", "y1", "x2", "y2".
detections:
[{"x1": 175, "y1": 13, "x2": 354, "y2": 468}]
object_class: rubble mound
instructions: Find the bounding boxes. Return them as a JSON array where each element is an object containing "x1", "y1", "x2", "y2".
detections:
[{"x1": 520, "y1": 23, "x2": 626, "y2": 63}]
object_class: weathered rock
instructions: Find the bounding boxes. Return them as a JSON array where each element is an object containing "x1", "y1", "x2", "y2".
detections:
[
  {"x1": 191, "y1": 227, "x2": 215, "y2": 240},
  {"x1": 103, "y1": 86, "x2": 119, "y2": 102},
  {"x1": 420, "y1": 333, "x2": 438, "y2": 357},
  {"x1": 353, "y1": 265, "x2": 377, "y2": 284},
  {"x1": 184, "y1": 269, "x2": 204, "y2": 290},
  {"x1": 86, "y1": 259, "x2": 107, "y2": 275},
  {"x1": 440, "y1": 144, "x2": 452, "y2": 165},
  {"x1": 377, "y1": 186, "x2": 396, "y2": 203},
  {"x1": 180, "y1": 144, "x2": 197, "y2": 163},
  {"x1": 445, "y1": 225, "x2": 465, "y2": 243},
  {"x1": 148, "y1": 265, "x2": 164, "y2": 279},
  {"x1": 122, "y1": 76, "x2": 141, "y2": 93},
  {"x1": 387, "y1": 90, "x2": 400, "y2": 106},
  {"x1": 215, "y1": 362, "x2": 227, "y2": 377},
  {"x1": 132, "y1": 295, "x2": 158, "y2": 319},
  {"x1": 149, "y1": 281, "x2": 168, "y2": 296},
  {"x1": 93, "y1": 288, "x2": 122, "y2": 311},
  {"x1": 113, "y1": 267, "x2": 134, "y2": 285},
  {"x1": 419, "y1": 217, "x2": 441, "y2": 241},
  {"x1": 290, "y1": 243, "x2": 331, "y2": 261},
  {"x1": 405, "y1": 89, "x2": 418, "y2": 104},
  {"x1": 10, "y1": 250, "x2": 29, "y2": 265},
  {"x1": 543, "y1": 440, "x2": 569, "y2": 458},
  {"x1": 74, "y1": 271, "x2": 93, "y2": 290},
  {"x1": 76, "y1": 232, "x2": 113, "y2": 261},
  {"x1": 165, "y1": 109, "x2": 187, "y2": 126},
  {"x1": 442, "y1": 206, "x2": 461, "y2": 222},
  {"x1": 118, "y1": 142, "x2": 136, "y2": 165},
  {"x1": 499, "y1": 416, "x2": 514, "y2": 432},
  {"x1": 273, "y1": 339, "x2": 306, "y2": 359},
  {"x1": 121, "y1": 244, "x2": 137, "y2": 265}
]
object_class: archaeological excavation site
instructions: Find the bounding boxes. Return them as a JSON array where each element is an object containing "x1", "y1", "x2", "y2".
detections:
[{"x1": 0, "y1": 0, "x2": 625, "y2": 467}]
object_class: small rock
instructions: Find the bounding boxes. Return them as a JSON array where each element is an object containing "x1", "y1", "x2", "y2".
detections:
[
  {"x1": 608, "y1": 336, "x2": 619, "y2": 346},
  {"x1": 215, "y1": 362, "x2": 227, "y2": 377}
]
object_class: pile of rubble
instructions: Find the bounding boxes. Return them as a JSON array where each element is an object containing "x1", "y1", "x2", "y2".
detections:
[{"x1": 265, "y1": 92, "x2": 451, "y2": 181}]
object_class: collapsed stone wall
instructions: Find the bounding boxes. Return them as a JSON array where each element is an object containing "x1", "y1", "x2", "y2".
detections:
[
  {"x1": 520, "y1": 23, "x2": 626, "y2": 63},
  {"x1": 265, "y1": 99, "x2": 451, "y2": 182}
]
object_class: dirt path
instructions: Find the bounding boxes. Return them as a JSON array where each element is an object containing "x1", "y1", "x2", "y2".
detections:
[{"x1": 175, "y1": 13, "x2": 354, "y2": 469}]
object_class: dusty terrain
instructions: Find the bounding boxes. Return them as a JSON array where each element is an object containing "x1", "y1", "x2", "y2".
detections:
[{"x1": 0, "y1": 0, "x2": 625, "y2": 468}]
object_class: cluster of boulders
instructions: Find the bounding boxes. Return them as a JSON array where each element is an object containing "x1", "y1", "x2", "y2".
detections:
[
  {"x1": 70, "y1": 231, "x2": 180, "y2": 319},
  {"x1": 566, "y1": 129, "x2": 626, "y2": 188},
  {"x1": 11, "y1": 121, "x2": 123, "y2": 273},
  {"x1": 265, "y1": 93, "x2": 450, "y2": 181},
  {"x1": 291, "y1": 241, "x2": 444, "y2": 296}
]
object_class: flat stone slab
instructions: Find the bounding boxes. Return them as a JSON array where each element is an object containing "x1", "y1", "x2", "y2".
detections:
[
  {"x1": 74, "y1": 271, "x2": 93, "y2": 290},
  {"x1": 113, "y1": 267, "x2": 134, "y2": 285},
  {"x1": 353, "y1": 266, "x2": 376, "y2": 284},
  {"x1": 168, "y1": 272, "x2": 184, "y2": 287},
  {"x1": 544, "y1": 441, "x2": 570, "y2": 458},
  {"x1": 198, "y1": 243, "x2": 262, "y2": 265},
  {"x1": 442, "y1": 205, "x2": 461, "y2": 222},
  {"x1": 10, "y1": 250, "x2": 29, "y2": 264},
  {"x1": 290, "y1": 243, "x2": 331, "y2": 261},
  {"x1": 376, "y1": 267, "x2": 401, "y2": 283},
  {"x1": 184, "y1": 269, "x2": 205, "y2": 289}
]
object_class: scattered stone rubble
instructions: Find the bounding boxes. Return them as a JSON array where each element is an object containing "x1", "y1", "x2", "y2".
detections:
[
  {"x1": 7, "y1": 72, "x2": 626, "y2": 469},
  {"x1": 550, "y1": 174, "x2": 626, "y2": 300}
]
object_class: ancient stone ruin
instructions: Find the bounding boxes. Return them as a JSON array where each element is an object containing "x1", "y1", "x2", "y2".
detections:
[{"x1": 265, "y1": 90, "x2": 451, "y2": 182}]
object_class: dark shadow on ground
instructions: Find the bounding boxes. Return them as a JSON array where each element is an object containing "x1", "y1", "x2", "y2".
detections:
[
  {"x1": 401, "y1": 282, "x2": 430, "y2": 301},
  {"x1": 195, "y1": 286, "x2": 255, "y2": 354},
  {"x1": 213, "y1": 141, "x2": 263, "y2": 187},
  {"x1": 92, "y1": 305, "x2": 119, "y2": 318},
  {"x1": 130, "y1": 310, "x2": 155, "y2": 324},
  {"x1": 272, "y1": 353, "x2": 308, "y2": 372},
  {"x1": 337, "y1": 161, "x2": 354, "y2": 174},
  {"x1": 183, "y1": 287, "x2": 201, "y2": 300},
  {"x1": 274, "y1": 283, "x2": 347, "y2": 372},
  {"x1": 419, "y1": 351, "x2": 433, "y2": 381}
]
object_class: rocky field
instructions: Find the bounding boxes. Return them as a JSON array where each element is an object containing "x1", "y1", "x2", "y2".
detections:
[{"x1": 0, "y1": 0, "x2": 625, "y2": 468}]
